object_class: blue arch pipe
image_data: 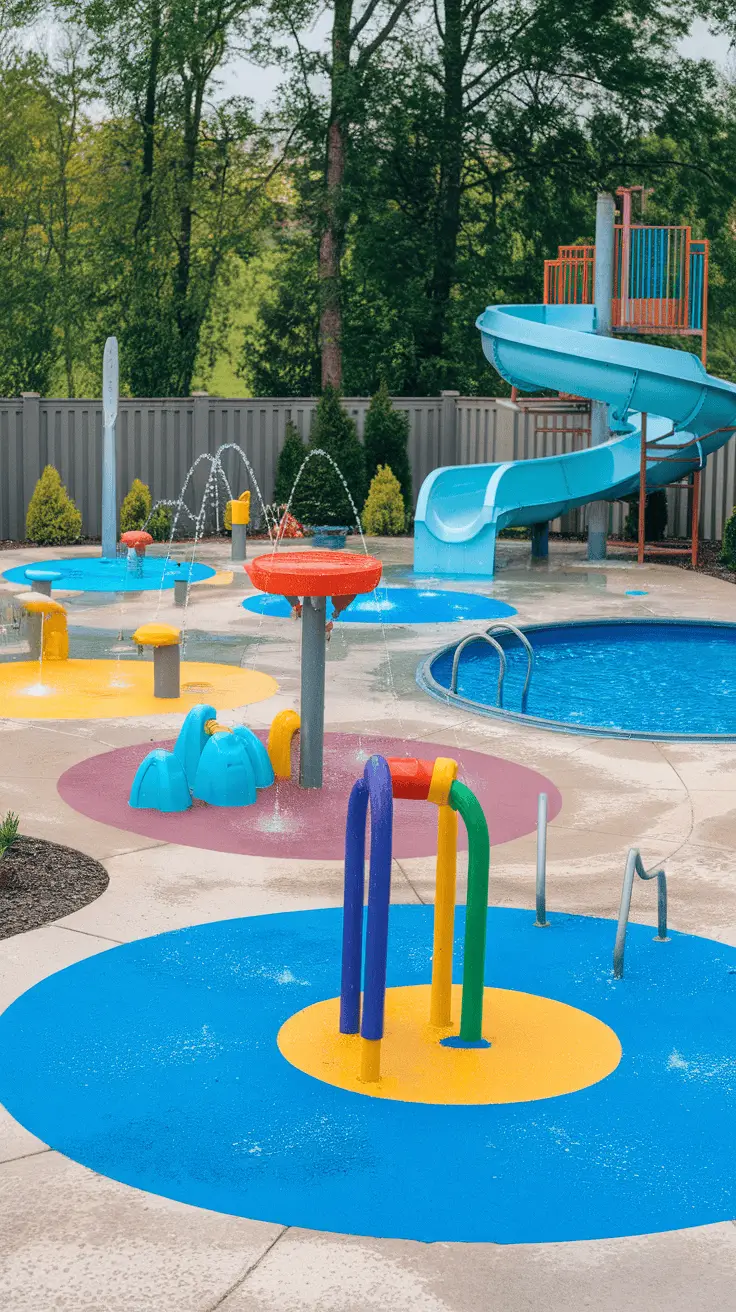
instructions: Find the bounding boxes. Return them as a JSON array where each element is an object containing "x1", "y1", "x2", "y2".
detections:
[{"x1": 339, "y1": 755, "x2": 394, "y2": 1039}]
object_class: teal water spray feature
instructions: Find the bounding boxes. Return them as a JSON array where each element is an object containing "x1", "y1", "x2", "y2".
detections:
[{"x1": 101, "y1": 336, "x2": 119, "y2": 560}]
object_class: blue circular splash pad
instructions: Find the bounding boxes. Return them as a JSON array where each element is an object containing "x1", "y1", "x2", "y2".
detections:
[
  {"x1": 242, "y1": 586, "x2": 516, "y2": 624},
  {"x1": 3, "y1": 556, "x2": 215, "y2": 593},
  {"x1": 0, "y1": 906, "x2": 733, "y2": 1244},
  {"x1": 423, "y1": 618, "x2": 736, "y2": 739}
]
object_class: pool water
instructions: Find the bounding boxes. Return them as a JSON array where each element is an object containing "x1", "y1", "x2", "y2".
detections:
[
  {"x1": 426, "y1": 620, "x2": 736, "y2": 738},
  {"x1": 243, "y1": 586, "x2": 516, "y2": 625}
]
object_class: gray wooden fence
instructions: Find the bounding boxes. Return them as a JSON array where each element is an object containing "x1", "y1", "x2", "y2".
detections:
[{"x1": 0, "y1": 390, "x2": 730, "y2": 541}]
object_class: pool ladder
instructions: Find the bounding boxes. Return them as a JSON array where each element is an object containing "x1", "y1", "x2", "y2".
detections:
[{"x1": 450, "y1": 621, "x2": 535, "y2": 711}]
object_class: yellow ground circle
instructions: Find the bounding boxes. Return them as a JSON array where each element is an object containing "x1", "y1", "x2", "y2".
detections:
[
  {"x1": 278, "y1": 984, "x2": 621, "y2": 1104},
  {"x1": 0, "y1": 659, "x2": 278, "y2": 719}
]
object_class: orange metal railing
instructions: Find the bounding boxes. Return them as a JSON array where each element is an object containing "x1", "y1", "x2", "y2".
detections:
[{"x1": 543, "y1": 227, "x2": 708, "y2": 360}]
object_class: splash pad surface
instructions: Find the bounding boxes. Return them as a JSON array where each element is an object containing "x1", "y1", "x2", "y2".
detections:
[
  {"x1": 0, "y1": 905, "x2": 733, "y2": 1244},
  {"x1": 243, "y1": 586, "x2": 516, "y2": 624},
  {"x1": 57, "y1": 732, "x2": 560, "y2": 857},
  {"x1": 3, "y1": 556, "x2": 215, "y2": 593},
  {"x1": 0, "y1": 659, "x2": 277, "y2": 719}
]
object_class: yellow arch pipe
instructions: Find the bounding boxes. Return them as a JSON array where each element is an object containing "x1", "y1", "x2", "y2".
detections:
[
  {"x1": 428, "y1": 757, "x2": 459, "y2": 1029},
  {"x1": 268, "y1": 709, "x2": 301, "y2": 779}
]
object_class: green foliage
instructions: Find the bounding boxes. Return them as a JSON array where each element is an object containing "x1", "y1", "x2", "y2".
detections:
[
  {"x1": 120, "y1": 478, "x2": 152, "y2": 533},
  {"x1": 240, "y1": 231, "x2": 320, "y2": 397},
  {"x1": 148, "y1": 504, "x2": 173, "y2": 542},
  {"x1": 361, "y1": 465, "x2": 406, "y2": 536},
  {"x1": 720, "y1": 505, "x2": 736, "y2": 568},
  {"x1": 624, "y1": 490, "x2": 668, "y2": 542},
  {"x1": 25, "y1": 465, "x2": 82, "y2": 545},
  {"x1": 363, "y1": 383, "x2": 412, "y2": 509},
  {"x1": 274, "y1": 421, "x2": 307, "y2": 506},
  {"x1": 120, "y1": 480, "x2": 172, "y2": 540},
  {"x1": 289, "y1": 387, "x2": 366, "y2": 527},
  {"x1": 0, "y1": 811, "x2": 20, "y2": 857}
]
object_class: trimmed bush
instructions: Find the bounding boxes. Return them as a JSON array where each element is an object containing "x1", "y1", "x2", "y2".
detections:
[
  {"x1": 274, "y1": 421, "x2": 307, "y2": 506},
  {"x1": 148, "y1": 503, "x2": 173, "y2": 542},
  {"x1": 720, "y1": 505, "x2": 736, "y2": 568},
  {"x1": 25, "y1": 465, "x2": 82, "y2": 545},
  {"x1": 624, "y1": 489, "x2": 668, "y2": 542},
  {"x1": 361, "y1": 465, "x2": 406, "y2": 536},
  {"x1": 120, "y1": 478, "x2": 152, "y2": 533},
  {"x1": 363, "y1": 383, "x2": 412, "y2": 509},
  {"x1": 120, "y1": 478, "x2": 172, "y2": 541},
  {"x1": 290, "y1": 386, "x2": 366, "y2": 527}
]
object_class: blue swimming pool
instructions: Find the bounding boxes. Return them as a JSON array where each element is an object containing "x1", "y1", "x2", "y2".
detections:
[
  {"x1": 243, "y1": 586, "x2": 516, "y2": 625},
  {"x1": 419, "y1": 619, "x2": 736, "y2": 740}
]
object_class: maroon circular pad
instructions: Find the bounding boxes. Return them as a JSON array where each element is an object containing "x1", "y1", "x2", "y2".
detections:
[{"x1": 58, "y1": 732, "x2": 561, "y2": 860}]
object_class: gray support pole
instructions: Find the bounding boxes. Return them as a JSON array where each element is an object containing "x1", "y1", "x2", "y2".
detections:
[
  {"x1": 101, "y1": 336, "x2": 119, "y2": 559},
  {"x1": 153, "y1": 643, "x2": 181, "y2": 698},
  {"x1": 231, "y1": 523, "x2": 247, "y2": 562},
  {"x1": 531, "y1": 522, "x2": 549, "y2": 559},
  {"x1": 30, "y1": 578, "x2": 52, "y2": 597},
  {"x1": 299, "y1": 594, "x2": 326, "y2": 788},
  {"x1": 588, "y1": 192, "x2": 616, "y2": 561},
  {"x1": 27, "y1": 615, "x2": 42, "y2": 661},
  {"x1": 535, "y1": 792, "x2": 549, "y2": 926}
]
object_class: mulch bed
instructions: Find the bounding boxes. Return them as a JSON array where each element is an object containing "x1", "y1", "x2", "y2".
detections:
[{"x1": 0, "y1": 836, "x2": 109, "y2": 939}]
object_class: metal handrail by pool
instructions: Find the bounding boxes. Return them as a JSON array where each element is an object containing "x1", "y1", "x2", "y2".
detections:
[
  {"x1": 450, "y1": 622, "x2": 534, "y2": 712},
  {"x1": 487, "y1": 621, "x2": 535, "y2": 712},
  {"x1": 450, "y1": 633, "x2": 506, "y2": 706},
  {"x1": 613, "y1": 848, "x2": 669, "y2": 979}
]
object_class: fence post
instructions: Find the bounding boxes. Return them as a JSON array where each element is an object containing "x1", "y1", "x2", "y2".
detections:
[
  {"x1": 20, "y1": 393, "x2": 41, "y2": 541},
  {"x1": 440, "y1": 390, "x2": 460, "y2": 467},
  {"x1": 191, "y1": 390, "x2": 211, "y2": 528}
]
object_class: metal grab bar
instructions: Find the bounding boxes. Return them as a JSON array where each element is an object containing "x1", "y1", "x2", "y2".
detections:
[
  {"x1": 613, "y1": 848, "x2": 669, "y2": 979},
  {"x1": 450, "y1": 633, "x2": 506, "y2": 706},
  {"x1": 486, "y1": 621, "x2": 535, "y2": 712},
  {"x1": 449, "y1": 622, "x2": 535, "y2": 712}
]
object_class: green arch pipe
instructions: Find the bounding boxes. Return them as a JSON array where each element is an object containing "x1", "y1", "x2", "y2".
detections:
[{"x1": 449, "y1": 779, "x2": 490, "y2": 1042}]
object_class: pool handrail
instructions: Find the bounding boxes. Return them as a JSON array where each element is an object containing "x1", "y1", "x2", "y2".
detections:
[
  {"x1": 450, "y1": 632, "x2": 507, "y2": 705},
  {"x1": 613, "y1": 847, "x2": 668, "y2": 979},
  {"x1": 450, "y1": 622, "x2": 534, "y2": 711},
  {"x1": 486, "y1": 621, "x2": 535, "y2": 712}
]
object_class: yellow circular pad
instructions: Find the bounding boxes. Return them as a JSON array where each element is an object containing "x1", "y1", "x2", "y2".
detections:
[
  {"x1": 278, "y1": 984, "x2": 621, "y2": 1105},
  {"x1": 0, "y1": 659, "x2": 277, "y2": 720}
]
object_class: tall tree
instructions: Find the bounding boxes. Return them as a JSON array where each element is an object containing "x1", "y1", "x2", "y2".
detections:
[
  {"x1": 60, "y1": 0, "x2": 285, "y2": 395},
  {"x1": 271, "y1": 0, "x2": 417, "y2": 387},
  {"x1": 421, "y1": 0, "x2": 705, "y2": 370}
]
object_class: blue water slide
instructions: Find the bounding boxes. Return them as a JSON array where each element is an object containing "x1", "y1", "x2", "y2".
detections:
[{"x1": 414, "y1": 304, "x2": 736, "y2": 576}]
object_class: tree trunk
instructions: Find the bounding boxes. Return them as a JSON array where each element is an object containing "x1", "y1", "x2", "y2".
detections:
[
  {"x1": 134, "y1": 0, "x2": 163, "y2": 240},
  {"x1": 173, "y1": 78, "x2": 205, "y2": 394},
  {"x1": 319, "y1": 0, "x2": 352, "y2": 390},
  {"x1": 424, "y1": 0, "x2": 464, "y2": 364}
]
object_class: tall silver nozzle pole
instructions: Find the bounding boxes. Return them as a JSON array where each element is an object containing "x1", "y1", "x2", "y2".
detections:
[
  {"x1": 101, "y1": 336, "x2": 119, "y2": 559},
  {"x1": 299, "y1": 594, "x2": 326, "y2": 788},
  {"x1": 535, "y1": 792, "x2": 549, "y2": 926},
  {"x1": 588, "y1": 191, "x2": 615, "y2": 562}
]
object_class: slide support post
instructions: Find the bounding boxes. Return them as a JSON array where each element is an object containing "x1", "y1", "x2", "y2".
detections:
[
  {"x1": 588, "y1": 191, "x2": 615, "y2": 562},
  {"x1": 531, "y1": 522, "x2": 549, "y2": 559}
]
